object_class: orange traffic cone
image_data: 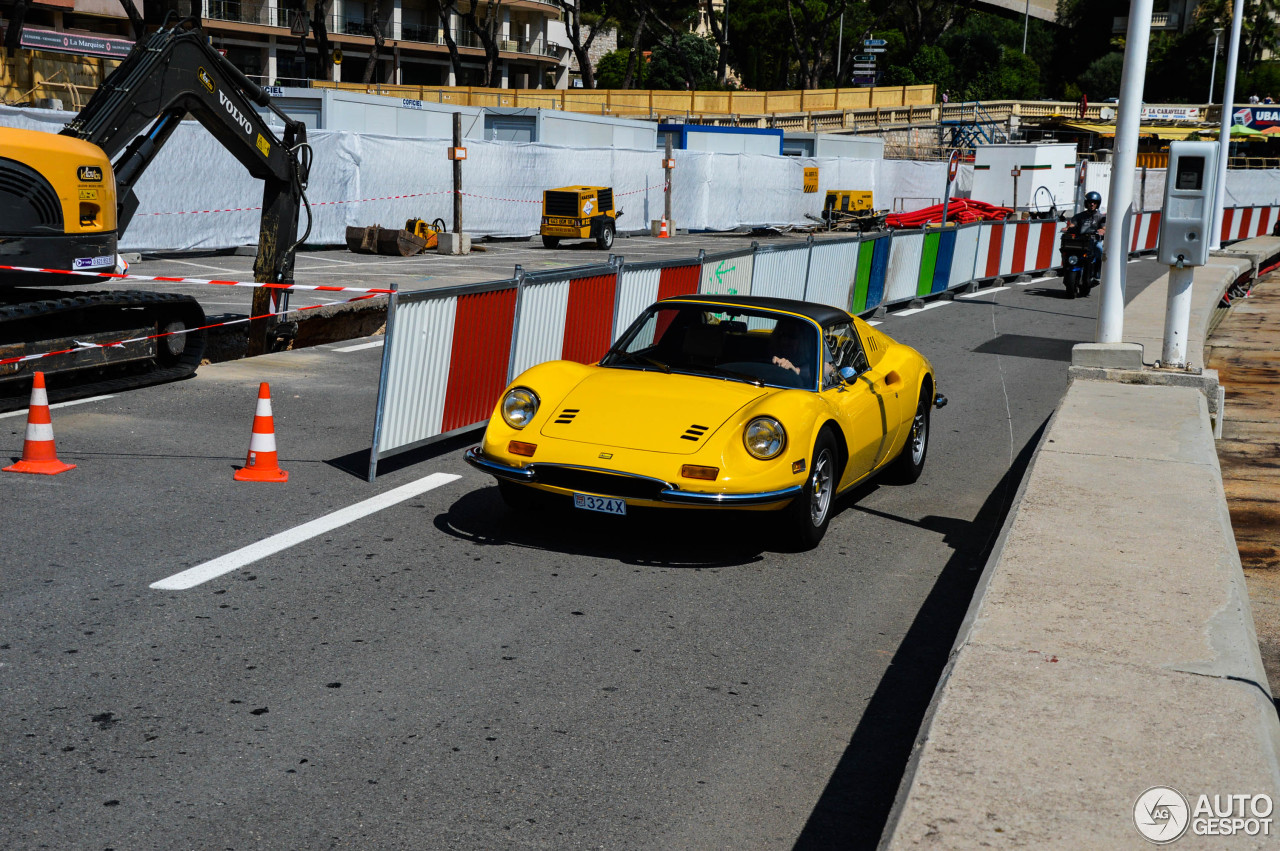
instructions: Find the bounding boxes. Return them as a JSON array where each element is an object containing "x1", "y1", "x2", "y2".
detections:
[
  {"x1": 4, "y1": 372, "x2": 75, "y2": 475},
  {"x1": 234, "y1": 382, "x2": 289, "y2": 482},
  {"x1": 658, "y1": 219, "x2": 670, "y2": 238}
]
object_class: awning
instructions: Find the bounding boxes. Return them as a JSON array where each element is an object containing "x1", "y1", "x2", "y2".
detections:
[{"x1": 1059, "y1": 122, "x2": 1209, "y2": 140}]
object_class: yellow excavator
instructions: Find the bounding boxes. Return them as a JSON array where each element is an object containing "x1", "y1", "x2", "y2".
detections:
[{"x1": 0, "y1": 17, "x2": 311, "y2": 409}]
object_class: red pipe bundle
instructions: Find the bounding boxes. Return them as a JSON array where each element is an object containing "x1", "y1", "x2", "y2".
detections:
[{"x1": 885, "y1": 199, "x2": 1014, "y2": 228}]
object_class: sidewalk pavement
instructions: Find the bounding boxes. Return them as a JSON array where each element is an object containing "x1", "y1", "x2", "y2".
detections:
[{"x1": 881, "y1": 239, "x2": 1280, "y2": 849}]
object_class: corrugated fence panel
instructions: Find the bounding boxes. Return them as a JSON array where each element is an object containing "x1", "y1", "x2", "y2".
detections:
[
  {"x1": 441, "y1": 287, "x2": 519, "y2": 433},
  {"x1": 658, "y1": 263, "x2": 700, "y2": 301},
  {"x1": 948, "y1": 225, "x2": 980, "y2": 290},
  {"x1": 613, "y1": 267, "x2": 661, "y2": 339},
  {"x1": 511, "y1": 279, "x2": 570, "y2": 377},
  {"x1": 562, "y1": 273, "x2": 618, "y2": 363},
  {"x1": 701, "y1": 252, "x2": 754, "y2": 297},
  {"x1": 1003, "y1": 222, "x2": 1025, "y2": 275},
  {"x1": 1221, "y1": 208, "x2": 1235, "y2": 243},
  {"x1": 804, "y1": 239, "x2": 862, "y2": 310},
  {"x1": 917, "y1": 230, "x2": 956, "y2": 296},
  {"x1": 852, "y1": 235, "x2": 891, "y2": 313},
  {"x1": 980, "y1": 222, "x2": 1004, "y2": 279},
  {"x1": 376, "y1": 294, "x2": 458, "y2": 454},
  {"x1": 1032, "y1": 221, "x2": 1056, "y2": 271},
  {"x1": 750, "y1": 246, "x2": 808, "y2": 301},
  {"x1": 883, "y1": 231, "x2": 924, "y2": 304}
]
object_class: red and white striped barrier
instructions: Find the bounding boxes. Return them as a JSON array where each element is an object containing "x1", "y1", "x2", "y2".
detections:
[
  {"x1": 1221, "y1": 205, "x2": 1280, "y2": 243},
  {"x1": 509, "y1": 269, "x2": 619, "y2": 378},
  {"x1": 1129, "y1": 211, "x2": 1161, "y2": 252},
  {"x1": 0, "y1": 264, "x2": 396, "y2": 294},
  {"x1": 612, "y1": 262, "x2": 699, "y2": 338}
]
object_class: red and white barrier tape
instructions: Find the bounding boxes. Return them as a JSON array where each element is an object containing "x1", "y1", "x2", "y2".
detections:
[
  {"x1": 0, "y1": 293, "x2": 384, "y2": 367},
  {"x1": 133, "y1": 183, "x2": 671, "y2": 217},
  {"x1": 0, "y1": 264, "x2": 396, "y2": 294}
]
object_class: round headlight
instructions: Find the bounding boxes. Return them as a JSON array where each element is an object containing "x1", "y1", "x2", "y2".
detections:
[
  {"x1": 500, "y1": 387, "x2": 539, "y2": 429},
  {"x1": 744, "y1": 416, "x2": 786, "y2": 460}
]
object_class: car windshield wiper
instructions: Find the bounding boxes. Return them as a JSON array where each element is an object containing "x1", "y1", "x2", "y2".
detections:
[
  {"x1": 607, "y1": 350, "x2": 671, "y2": 373},
  {"x1": 706, "y1": 365, "x2": 764, "y2": 387}
]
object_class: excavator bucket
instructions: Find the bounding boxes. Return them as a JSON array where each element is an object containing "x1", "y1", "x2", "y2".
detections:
[
  {"x1": 375, "y1": 228, "x2": 429, "y2": 256},
  {"x1": 345, "y1": 225, "x2": 381, "y2": 254}
]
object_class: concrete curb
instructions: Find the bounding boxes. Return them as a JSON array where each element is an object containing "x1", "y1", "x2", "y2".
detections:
[{"x1": 880, "y1": 238, "x2": 1280, "y2": 848}]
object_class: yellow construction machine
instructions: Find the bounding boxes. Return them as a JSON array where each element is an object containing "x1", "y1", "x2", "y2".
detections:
[{"x1": 540, "y1": 186, "x2": 620, "y2": 249}]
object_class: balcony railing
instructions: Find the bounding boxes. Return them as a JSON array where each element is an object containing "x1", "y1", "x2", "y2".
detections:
[{"x1": 205, "y1": 1, "x2": 291, "y2": 28}]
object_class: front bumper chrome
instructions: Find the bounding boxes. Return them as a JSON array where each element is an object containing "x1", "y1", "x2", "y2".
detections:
[{"x1": 464, "y1": 447, "x2": 803, "y2": 507}]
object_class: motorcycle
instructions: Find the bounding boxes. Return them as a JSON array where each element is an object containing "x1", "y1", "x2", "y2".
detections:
[{"x1": 1058, "y1": 219, "x2": 1102, "y2": 299}]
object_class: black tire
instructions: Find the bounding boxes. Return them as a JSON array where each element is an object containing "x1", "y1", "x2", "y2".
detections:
[
  {"x1": 541, "y1": 235, "x2": 561, "y2": 249},
  {"x1": 786, "y1": 432, "x2": 839, "y2": 550},
  {"x1": 595, "y1": 220, "x2": 615, "y2": 250},
  {"x1": 890, "y1": 387, "x2": 931, "y2": 485},
  {"x1": 498, "y1": 480, "x2": 547, "y2": 512},
  {"x1": 1063, "y1": 269, "x2": 1080, "y2": 299}
]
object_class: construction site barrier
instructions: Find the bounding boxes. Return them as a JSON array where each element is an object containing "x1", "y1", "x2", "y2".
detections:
[{"x1": 366, "y1": 204, "x2": 1279, "y2": 478}]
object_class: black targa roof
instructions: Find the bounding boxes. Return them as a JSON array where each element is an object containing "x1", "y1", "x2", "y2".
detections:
[{"x1": 658, "y1": 294, "x2": 854, "y2": 328}]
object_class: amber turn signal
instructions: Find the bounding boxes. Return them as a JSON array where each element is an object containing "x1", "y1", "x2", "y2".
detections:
[
  {"x1": 792, "y1": 459, "x2": 806, "y2": 474},
  {"x1": 680, "y1": 464, "x2": 718, "y2": 480},
  {"x1": 508, "y1": 440, "x2": 537, "y2": 457}
]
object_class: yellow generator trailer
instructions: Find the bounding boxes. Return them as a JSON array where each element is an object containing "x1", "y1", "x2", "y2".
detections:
[
  {"x1": 540, "y1": 186, "x2": 619, "y2": 249},
  {"x1": 822, "y1": 190, "x2": 874, "y2": 220}
]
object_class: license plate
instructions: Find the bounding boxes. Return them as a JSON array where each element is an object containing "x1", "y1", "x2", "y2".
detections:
[
  {"x1": 544, "y1": 217, "x2": 579, "y2": 227},
  {"x1": 573, "y1": 493, "x2": 626, "y2": 515}
]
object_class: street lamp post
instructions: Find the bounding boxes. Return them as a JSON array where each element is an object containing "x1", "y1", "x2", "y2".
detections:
[
  {"x1": 1022, "y1": 0, "x2": 1031, "y2": 53},
  {"x1": 1209, "y1": 27, "x2": 1224, "y2": 104}
]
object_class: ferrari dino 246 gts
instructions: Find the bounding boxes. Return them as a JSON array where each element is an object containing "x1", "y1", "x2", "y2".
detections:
[{"x1": 465, "y1": 294, "x2": 946, "y2": 548}]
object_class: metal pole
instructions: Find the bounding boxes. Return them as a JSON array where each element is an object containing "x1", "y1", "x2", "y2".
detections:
[
  {"x1": 1161, "y1": 264, "x2": 1195, "y2": 367},
  {"x1": 1208, "y1": 27, "x2": 1223, "y2": 104},
  {"x1": 664, "y1": 134, "x2": 673, "y2": 227},
  {"x1": 1096, "y1": 0, "x2": 1155, "y2": 344},
  {"x1": 1210, "y1": 0, "x2": 1245, "y2": 251},
  {"x1": 1022, "y1": 0, "x2": 1031, "y2": 53},
  {"x1": 836, "y1": 12, "x2": 843, "y2": 80},
  {"x1": 453, "y1": 111, "x2": 463, "y2": 234}
]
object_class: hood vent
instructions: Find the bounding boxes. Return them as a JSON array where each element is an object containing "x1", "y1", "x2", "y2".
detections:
[
  {"x1": 554, "y1": 408, "x2": 579, "y2": 425},
  {"x1": 680, "y1": 424, "x2": 710, "y2": 442}
]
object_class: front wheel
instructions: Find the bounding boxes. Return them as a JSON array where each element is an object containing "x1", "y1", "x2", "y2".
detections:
[
  {"x1": 785, "y1": 432, "x2": 838, "y2": 550},
  {"x1": 595, "y1": 220, "x2": 615, "y2": 250},
  {"x1": 1063, "y1": 268, "x2": 1080, "y2": 299},
  {"x1": 889, "y1": 388, "x2": 930, "y2": 485},
  {"x1": 541, "y1": 235, "x2": 561, "y2": 249}
]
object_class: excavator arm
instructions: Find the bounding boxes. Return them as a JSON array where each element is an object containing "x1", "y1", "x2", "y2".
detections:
[{"x1": 62, "y1": 22, "x2": 311, "y2": 351}]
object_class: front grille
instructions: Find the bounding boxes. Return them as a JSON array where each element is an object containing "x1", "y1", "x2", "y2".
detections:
[
  {"x1": 0, "y1": 158, "x2": 64, "y2": 233},
  {"x1": 534, "y1": 466, "x2": 669, "y2": 500},
  {"x1": 681, "y1": 424, "x2": 709, "y2": 442},
  {"x1": 597, "y1": 188, "x2": 613, "y2": 213},
  {"x1": 545, "y1": 191, "x2": 580, "y2": 217},
  {"x1": 554, "y1": 408, "x2": 579, "y2": 425}
]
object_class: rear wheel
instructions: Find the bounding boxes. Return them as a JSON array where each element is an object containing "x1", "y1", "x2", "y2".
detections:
[
  {"x1": 890, "y1": 387, "x2": 931, "y2": 484},
  {"x1": 596, "y1": 220, "x2": 615, "y2": 250},
  {"x1": 786, "y1": 432, "x2": 838, "y2": 550},
  {"x1": 1063, "y1": 268, "x2": 1080, "y2": 299},
  {"x1": 541, "y1": 235, "x2": 561, "y2": 249}
]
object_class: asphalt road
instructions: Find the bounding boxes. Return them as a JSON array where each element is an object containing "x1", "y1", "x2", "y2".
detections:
[{"x1": 0, "y1": 260, "x2": 1164, "y2": 850}]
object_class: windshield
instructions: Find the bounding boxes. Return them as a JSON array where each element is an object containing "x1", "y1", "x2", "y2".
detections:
[{"x1": 601, "y1": 303, "x2": 821, "y2": 390}]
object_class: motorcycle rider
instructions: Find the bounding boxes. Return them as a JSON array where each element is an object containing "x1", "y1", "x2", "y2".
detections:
[{"x1": 1063, "y1": 191, "x2": 1107, "y2": 290}]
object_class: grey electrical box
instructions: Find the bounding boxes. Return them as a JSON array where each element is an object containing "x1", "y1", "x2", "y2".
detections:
[{"x1": 1157, "y1": 141, "x2": 1219, "y2": 267}]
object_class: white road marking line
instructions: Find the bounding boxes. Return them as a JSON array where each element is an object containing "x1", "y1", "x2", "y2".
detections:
[
  {"x1": 893, "y1": 301, "x2": 951, "y2": 317},
  {"x1": 866, "y1": 320, "x2": 882, "y2": 326},
  {"x1": 1017, "y1": 276, "x2": 1056, "y2": 286},
  {"x1": 958, "y1": 286, "x2": 1010, "y2": 299},
  {"x1": 150, "y1": 472, "x2": 462, "y2": 590},
  {"x1": 333, "y1": 340, "x2": 385, "y2": 352},
  {"x1": 1129, "y1": 258, "x2": 1143, "y2": 264},
  {"x1": 0, "y1": 395, "x2": 115, "y2": 419}
]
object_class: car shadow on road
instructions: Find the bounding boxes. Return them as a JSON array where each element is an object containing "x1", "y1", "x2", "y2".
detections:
[
  {"x1": 790, "y1": 416, "x2": 1050, "y2": 850},
  {"x1": 434, "y1": 486, "x2": 777, "y2": 568}
]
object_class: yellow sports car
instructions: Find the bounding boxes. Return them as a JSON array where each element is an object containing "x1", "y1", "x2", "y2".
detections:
[{"x1": 464, "y1": 295, "x2": 945, "y2": 548}]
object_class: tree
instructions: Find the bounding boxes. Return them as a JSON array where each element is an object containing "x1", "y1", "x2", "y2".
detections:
[
  {"x1": 1077, "y1": 51, "x2": 1123, "y2": 100},
  {"x1": 596, "y1": 48, "x2": 646, "y2": 88},
  {"x1": 646, "y1": 32, "x2": 718, "y2": 89},
  {"x1": 784, "y1": 0, "x2": 848, "y2": 89},
  {"x1": 310, "y1": 0, "x2": 334, "y2": 81},
  {"x1": 438, "y1": 4, "x2": 467, "y2": 84},
  {"x1": 453, "y1": 0, "x2": 505, "y2": 87},
  {"x1": 554, "y1": 0, "x2": 618, "y2": 88},
  {"x1": 879, "y1": 0, "x2": 972, "y2": 54},
  {"x1": 362, "y1": 4, "x2": 386, "y2": 85}
]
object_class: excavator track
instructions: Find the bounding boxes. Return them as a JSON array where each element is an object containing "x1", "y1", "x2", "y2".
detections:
[{"x1": 0, "y1": 289, "x2": 206, "y2": 412}]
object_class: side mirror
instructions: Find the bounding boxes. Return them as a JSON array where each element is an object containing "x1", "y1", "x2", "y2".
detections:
[
  {"x1": 1057, "y1": 212, "x2": 1068, "y2": 222},
  {"x1": 839, "y1": 366, "x2": 859, "y2": 384}
]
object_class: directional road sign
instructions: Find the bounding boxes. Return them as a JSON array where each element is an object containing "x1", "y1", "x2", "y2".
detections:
[
  {"x1": 853, "y1": 64, "x2": 878, "y2": 71},
  {"x1": 854, "y1": 54, "x2": 876, "y2": 62},
  {"x1": 864, "y1": 47, "x2": 886, "y2": 53},
  {"x1": 863, "y1": 38, "x2": 887, "y2": 46}
]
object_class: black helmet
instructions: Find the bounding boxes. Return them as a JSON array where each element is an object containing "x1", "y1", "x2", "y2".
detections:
[{"x1": 1084, "y1": 191, "x2": 1102, "y2": 206}]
